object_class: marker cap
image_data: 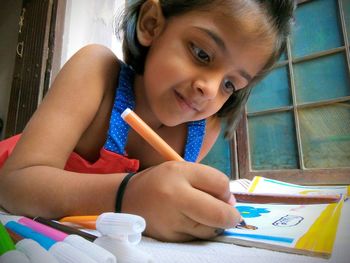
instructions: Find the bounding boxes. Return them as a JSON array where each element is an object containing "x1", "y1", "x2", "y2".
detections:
[
  {"x1": 0, "y1": 215, "x2": 22, "y2": 225},
  {"x1": 121, "y1": 108, "x2": 132, "y2": 119},
  {"x1": 0, "y1": 250, "x2": 31, "y2": 263},
  {"x1": 16, "y1": 239, "x2": 59, "y2": 263},
  {"x1": 49, "y1": 241, "x2": 98, "y2": 263},
  {"x1": 96, "y1": 212, "x2": 146, "y2": 235},
  {"x1": 64, "y1": 234, "x2": 116, "y2": 263}
]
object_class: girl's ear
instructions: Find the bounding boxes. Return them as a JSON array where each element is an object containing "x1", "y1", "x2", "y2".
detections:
[{"x1": 136, "y1": 0, "x2": 165, "y2": 47}]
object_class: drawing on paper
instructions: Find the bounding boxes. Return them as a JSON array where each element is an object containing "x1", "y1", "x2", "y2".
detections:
[
  {"x1": 236, "y1": 206, "x2": 270, "y2": 218},
  {"x1": 272, "y1": 215, "x2": 304, "y2": 227},
  {"x1": 215, "y1": 176, "x2": 348, "y2": 258}
]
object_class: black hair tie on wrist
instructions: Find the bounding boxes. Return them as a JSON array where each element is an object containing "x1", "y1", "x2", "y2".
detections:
[{"x1": 115, "y1": 172, "x2": 136, "y2": 213}]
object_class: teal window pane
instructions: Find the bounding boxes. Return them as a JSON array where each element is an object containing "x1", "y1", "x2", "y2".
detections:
[
  {"x1": 247, "y1": 67, "x2": 291, "y2": 113},
  {"x1": 248, "y1": 112, "x2": 298, "y2": 170},
  {"x1": 279, "y1": 52, "x2": 287, "y2": 62},
  {"x1": 201, "y1": 124, "x2": 231, "y2": 176},
  {"x1": 291, "y1": 0, "x2": 343, "y2": 58},
  {"x1": 294, "y1": 53, "x2": 350, "y2": 104},
  {"x1": 299, "y1": 103, "x2": 350, "y2": 168},
  {"x1": 343, "y1": 0, "x2": 350, "y2": 43}
]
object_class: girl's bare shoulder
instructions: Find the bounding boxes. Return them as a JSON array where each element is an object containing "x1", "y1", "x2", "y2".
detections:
[{"x1": 61, "y1": 44, "x2": 120, "y2": 89}]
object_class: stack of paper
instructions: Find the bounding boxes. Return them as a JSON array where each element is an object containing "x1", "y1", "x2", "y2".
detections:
[{"x1": 216, "y1": 176, "x2": 349, "y2": 258}]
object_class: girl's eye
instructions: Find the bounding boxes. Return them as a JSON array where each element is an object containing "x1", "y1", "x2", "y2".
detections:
[
  {"x1": 223, "y1": 79, "x2": 236, "y2": 94},
  {"x1": 191, "y1": 43, "x2": 210, "y2": 63}
]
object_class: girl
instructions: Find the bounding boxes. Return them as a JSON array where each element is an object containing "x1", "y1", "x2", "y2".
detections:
[{"x1": 0, "y1": 0, "x2": 295, "y2": 241}]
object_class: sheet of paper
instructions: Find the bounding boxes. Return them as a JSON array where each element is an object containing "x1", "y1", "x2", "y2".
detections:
[
  {"x1": 249, "y1": 176, "x2": 349, "y2": 197},
  {"x1": 220, "y1": 176, "x2": 348, "y2": 258}
]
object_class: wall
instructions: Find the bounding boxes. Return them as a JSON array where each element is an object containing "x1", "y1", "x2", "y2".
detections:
[
  {"x1": 0, "y1": 0, "x2": 125, "y2": 139},
  {"x1": 61, "y1": 0, "x2": 124, "y2": 66},
  {"x1": 0, "y1": 0, "x2": 22, "y2": 139}
]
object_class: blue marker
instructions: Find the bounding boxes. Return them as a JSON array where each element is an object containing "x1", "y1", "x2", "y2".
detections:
[{"x1": 5, "y1": 221, "x2": 98, "y2": 263}]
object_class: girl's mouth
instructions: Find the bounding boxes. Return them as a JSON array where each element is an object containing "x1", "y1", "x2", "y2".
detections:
[{"x1": 174, "y1": 90, "x2": 199, "y2": 112}]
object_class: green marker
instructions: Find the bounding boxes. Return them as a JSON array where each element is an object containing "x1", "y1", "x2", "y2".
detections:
[{"x1": 0, "y1": 220, "x2": 16, "y2": 256}]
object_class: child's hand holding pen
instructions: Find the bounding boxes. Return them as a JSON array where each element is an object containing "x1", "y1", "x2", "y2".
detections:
[
  {"x1": 120, "y1": 161, "x2": 241, "y2": 241},
  {"x1": 119, "y1": 108, "x2": 240, "y2": 241}
]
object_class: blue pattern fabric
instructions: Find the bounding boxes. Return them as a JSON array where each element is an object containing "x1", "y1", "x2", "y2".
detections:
[
  {"x1": 104, "y1": 63, "x2": 135, "y2": 155},
  {"x1": 184, "y1": 120, "x2": 206, "y2": 162},
  {"x1": 104, "y1": 62, "x2": 206, "y2": 162}
]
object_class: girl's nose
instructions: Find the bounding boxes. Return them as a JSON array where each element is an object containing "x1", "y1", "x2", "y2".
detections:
[{"x1": 192, "y1": 77, "x2": 220, "y2": 100}]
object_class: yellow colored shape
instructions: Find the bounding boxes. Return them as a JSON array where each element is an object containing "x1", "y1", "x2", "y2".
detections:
[
  {"x1": 295, "y1": 200, "x2": 343, "y2": 255},
  {"x1": 299, "y1": 190, "x2": 320, "y2": 195},
  {"x1": 248, "y1": 176, "x2": 261, "y2": 193}
]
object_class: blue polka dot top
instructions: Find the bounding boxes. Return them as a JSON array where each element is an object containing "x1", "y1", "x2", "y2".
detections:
[{"x1": 104, "y1": 62, "x2": 206, "y2": 162}]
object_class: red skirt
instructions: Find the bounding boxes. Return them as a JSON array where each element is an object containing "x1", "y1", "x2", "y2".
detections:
[{"x1": 0, "y1": 135, "x2": 139, "y2": 174}]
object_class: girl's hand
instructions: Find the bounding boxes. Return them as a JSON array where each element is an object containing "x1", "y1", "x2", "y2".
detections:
[{"x1": 122, "y1": 161, "x2": 240, "y2": 241}]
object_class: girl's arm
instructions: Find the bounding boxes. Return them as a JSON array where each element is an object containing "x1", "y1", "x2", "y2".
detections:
[{"x1": 0, "y1": 44, "x2": 123, "y2": 217}]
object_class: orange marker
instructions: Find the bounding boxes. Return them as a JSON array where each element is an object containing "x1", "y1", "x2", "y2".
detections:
[
  {"x1": 121, "y1": 108, "x2": 184, "y2": 162},
  {"x1": 59, "y1": 215, "x2": 98, "y2": 229}
]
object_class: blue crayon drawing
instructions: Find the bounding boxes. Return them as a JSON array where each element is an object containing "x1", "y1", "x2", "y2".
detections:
[{"x1": 237, "y1": 206, "x2": 270, "y2": 218}]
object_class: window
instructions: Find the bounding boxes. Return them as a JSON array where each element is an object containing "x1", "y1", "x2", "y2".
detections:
[{"x1": 236, "y1": 0, "x2": 350, "y2": 184}]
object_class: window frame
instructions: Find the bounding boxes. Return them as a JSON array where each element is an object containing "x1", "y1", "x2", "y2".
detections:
[{"x1": 235, "y1": 0, "x2": 350, "y2": 185}]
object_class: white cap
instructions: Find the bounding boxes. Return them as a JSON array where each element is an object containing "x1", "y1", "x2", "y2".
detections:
[
  {"x1": 49, "y1": 241, "x2": 98, "y2": 263},
  {"x1": 64, "y1": 234, "x2": 116, "y2": 263},
  {"x1": 0, "y1": 250, "x2": 30, "y2": 263},
  {"x1": 16, "y1": 239, "x2": 59, "y2": 263},
  {"x1": 99, "y1": 233, "x2": 142, "y2": 245},
  {"x1": 96, "y1": 213, "x2": 146, "y2": 237},
  {"x1": 121, "y1": 108, "x2": 132, "y2": 120},
  {"x1": 0, "y1": 215, "x2": 21, "y2": 225},
  {"x1": 94, "y1": 236, "x2": 154, "y2": 263}
]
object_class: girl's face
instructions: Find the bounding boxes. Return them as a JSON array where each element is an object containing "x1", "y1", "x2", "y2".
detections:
[{"x1": 140, "y1": 7, "x2": 273, "y2": 127}]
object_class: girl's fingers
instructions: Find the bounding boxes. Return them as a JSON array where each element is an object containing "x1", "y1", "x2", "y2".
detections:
[
  {"x1": 182, "y1": 222, "x2": 225, "y2": 240},
  {"x1": 173, "y1": 163, "x2": 241, "y2": 229},
  {"x1": 180, "y1": 186, "x2": 241, "y2": 229},
  {"x1": 175, "y1": 212, "x2": 227, "y2": 240},
  {"x1": 186, "y1": 163, "x2": 233, "y2": 204}
]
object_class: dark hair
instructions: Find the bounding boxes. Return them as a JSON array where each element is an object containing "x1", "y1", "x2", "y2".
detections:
[{"x1": 117, "y1": 0, "x2": 296, "y2": 138}]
